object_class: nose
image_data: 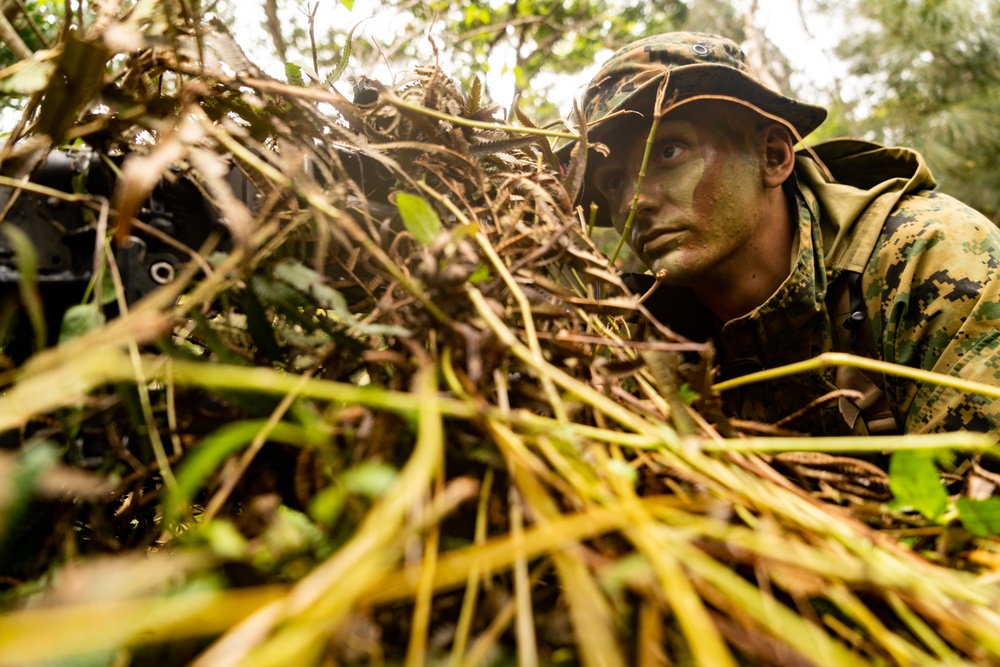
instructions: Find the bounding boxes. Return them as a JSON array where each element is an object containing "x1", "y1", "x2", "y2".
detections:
[{"x1": 616, "y1": 176, "x2": 657, "y2": 228}]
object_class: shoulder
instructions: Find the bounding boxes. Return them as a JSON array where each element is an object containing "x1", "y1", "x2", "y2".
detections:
[
  {"x1": 872, "y1": 191, "x2": 1000, "y2": 276},
  {"x1": 883, "y1": 190, "x2": 996, "y2": 238},
  {"x1": 861, "y1": 188, "x2": 1000, "y2": 360},
  {"x1": 859, "y1": 191, "x2": 1000, "y2": 436}
]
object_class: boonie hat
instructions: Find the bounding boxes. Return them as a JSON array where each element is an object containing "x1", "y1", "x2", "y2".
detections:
[{"x1": 563, "y1": 32, "x2": 828, "y2": 225}]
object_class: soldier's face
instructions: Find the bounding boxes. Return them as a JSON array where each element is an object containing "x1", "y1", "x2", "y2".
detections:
[{"x1": 591, "y1": 103, "x2": 768, "y2": 285}]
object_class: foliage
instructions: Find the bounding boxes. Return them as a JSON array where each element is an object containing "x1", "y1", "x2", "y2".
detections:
[
  {"x1": 3, "y1": 2, "x2": 1000, "y2": 666},
  {"x1": 0, "y1": 0, "x2": 63, "y2": 121},
  {"x1": 227, "y1": 0, "x2": 688, "y2": 123},
  {"x1": 832, "y1": 0, "x2": 1000, "y2": 221},
  {"x1": 0, "y1": 0, "x2": 60, "y2": 67}
]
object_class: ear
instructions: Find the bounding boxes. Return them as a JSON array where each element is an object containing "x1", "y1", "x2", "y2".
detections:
[{"x1": 761, "y1": 123, "x2": 796, "y2": 189}]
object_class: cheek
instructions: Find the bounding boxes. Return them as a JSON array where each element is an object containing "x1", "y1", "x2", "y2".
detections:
[
  {"x1": 691, "y1": 171, "x2": 728, "y2": 230},
  {"x1": 699, "y1": 161, "x2": 760, "y2": 234},
  {"x1": 670, "y1": 160, "x2": 705, "y2": 213}
]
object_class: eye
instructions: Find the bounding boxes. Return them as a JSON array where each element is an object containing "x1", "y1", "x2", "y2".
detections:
[
  {"x1": 657, "y1": 141, "x2": 683, "y2": 162},
  {"x1": 595, "y1": 169, "x2": 625, "y2": 198}
]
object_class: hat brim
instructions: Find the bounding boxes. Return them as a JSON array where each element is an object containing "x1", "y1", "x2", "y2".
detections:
[{"x1": 559, "y1": 63, "x2": 827, "y2": 227}]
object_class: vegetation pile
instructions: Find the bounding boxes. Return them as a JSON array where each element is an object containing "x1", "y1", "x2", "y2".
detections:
[{"x1": 2, "y1": 8, "x2": 1000, "y2": 666}]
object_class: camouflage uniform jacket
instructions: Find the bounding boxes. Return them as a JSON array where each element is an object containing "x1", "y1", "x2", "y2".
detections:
[{"x1": 641, "y1": 139, "x2": 1000, "y2": 437}]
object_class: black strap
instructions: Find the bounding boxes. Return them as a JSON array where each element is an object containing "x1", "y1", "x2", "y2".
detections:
[{"x1": 828, "y1": 271, "x2": 901, "y2": 435}]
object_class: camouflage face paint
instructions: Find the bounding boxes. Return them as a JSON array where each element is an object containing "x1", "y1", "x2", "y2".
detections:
[
  {"x1": 558, "y1": 32, "x2": 828, "y2": 228},
  {"x1": 593, "y1": 104, "x2": 770, "y2": 290}
]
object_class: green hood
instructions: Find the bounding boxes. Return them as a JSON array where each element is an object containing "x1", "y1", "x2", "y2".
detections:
[{"x1": 796, "y1": 139, "x2": 937, "y2": 273}]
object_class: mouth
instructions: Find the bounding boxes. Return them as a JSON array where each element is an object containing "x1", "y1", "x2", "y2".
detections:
[{"x1": 638, "y1": 228, "x2": 683, "y2": 257}]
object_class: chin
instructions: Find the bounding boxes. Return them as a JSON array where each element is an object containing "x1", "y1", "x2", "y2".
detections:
[{"x1": 645, "y1": 258, "x2": 704, "y2": 287}]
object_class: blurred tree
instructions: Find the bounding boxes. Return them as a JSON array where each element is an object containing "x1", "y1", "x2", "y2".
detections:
[
  {"x1": 0, "y1": 1, "x2": 61, "y2": 132},
  {"x1": 0, "y1": 0, "x2": 824, "y2": 133},
  {"x1": 240, "y1": 0, "x2": 692, "y2": 123},
  {"x1": 830, "y1": 0, "x2": 1000, "y2": 221},
  {"x1": 0, "y1": 0, "x2": 59, "y2": 66}
]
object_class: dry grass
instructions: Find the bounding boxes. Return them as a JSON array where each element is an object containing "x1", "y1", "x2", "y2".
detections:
[{"x1": 1, "y1": 9, "x2": 1000, "y2": 667}]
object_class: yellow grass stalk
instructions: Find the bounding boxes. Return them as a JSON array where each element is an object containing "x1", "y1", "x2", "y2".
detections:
[
  {"x1": 0, "y1": 586, "x2": 288, "y2": 665},
  {"x1": 509, "y1": 482, "x2": 540, "y2": 667},
  {"x1": 599, "y1": 449, "x2": 736, "y2": 667},
  {"x1": 714, "y1": 351, "x2": 1000, "y2": 401},
  {"x1": 189, "y1": 365, "x2": 445, "y2": 667},
  {"x1": 448, "y1": 469, "x2": 494, "y2": 667},
  {"x1": 406, "y1": 477, "x2": 444, "y2": 667},
  {"x1": 493, "y1": 418, "x2": 627, "y2": 667}
]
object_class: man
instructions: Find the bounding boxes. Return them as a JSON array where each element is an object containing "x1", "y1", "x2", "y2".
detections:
[{"x1": 565, "y1": 32, "x2": 1000, "y2": 437}]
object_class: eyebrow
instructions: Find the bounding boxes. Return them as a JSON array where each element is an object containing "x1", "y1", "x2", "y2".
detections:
[{"x1": 653, "y1": 117, "x2": 695, "y2": 134}]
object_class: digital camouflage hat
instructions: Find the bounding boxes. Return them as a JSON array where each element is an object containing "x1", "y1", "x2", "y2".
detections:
[
  {"x1": 562, "y1": 32, "x2": 828, "y2": 224},
  {"x1": 580, "y1": 32, "x2": 827, "y2": 141}
]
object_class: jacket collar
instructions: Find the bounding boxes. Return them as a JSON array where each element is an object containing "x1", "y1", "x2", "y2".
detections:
[{"x1": 795, "y1": 139, "x2": 935, "y2": 272}]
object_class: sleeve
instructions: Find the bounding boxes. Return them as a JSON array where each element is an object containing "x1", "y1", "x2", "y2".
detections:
[{"x1": 862, "y1": 190, "x2": 1000, "y2": 438}]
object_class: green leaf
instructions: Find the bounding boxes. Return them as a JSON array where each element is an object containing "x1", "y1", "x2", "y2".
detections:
[
  {"x1": 395, "y1": 192, "x2": 442, "y2": 246},
  {"x1": 168, "y1": 420, "x2": 323, "y2": 527},
  {"x1": 469, "y1": 263, "x2": 491, "y2": 284},
  {"x1": 284, "y1": 61, "x2": 304, "y2": 86},
  {"x1": 606, "y1": 458, "x2": 638, "y2": 486},
  {"x1": 342, "y1": 461, "x2": 398, "y2": 498},
  {"x1": 199, "y1": 519, "x2": 249, "y2": 559},
  {"x1": 0, "y1": 443, "x2": 59, "y2": 540},
  {"x1": 957, "y1": 497, "x2": 1000, "y2": 538},
  {"x1": 308, "y1": 485, "x2": 348, "y2": 526},
  {"x1": 888, "y1": 450, "x2": 949, "y2": 520},
  {"x1": 242, "y1": 283, "x2": 283, "y2": 362},
  {"x1": 273, "y1": 260, "x2": 410, "y2": 337},
  {"x1": 3, "y1": 225, "x2": 46, "y2": 351},
  {"x1": 58, "y1": 303, "x2": 105, "y2": 344},
  {"x1": 191, "y1": 309, "x2": 252, "y2": 366},
  {"x1": 679, "y1": 383, "x2": 701, "y2": 405},
  {"x1": 463, "y1": 4, "x2": 477, "y2": 26},
  {"x1": 0, "y1": 58, "x2": 56, "y2": 94}
]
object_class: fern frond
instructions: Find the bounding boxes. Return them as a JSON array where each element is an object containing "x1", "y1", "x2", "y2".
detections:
[
  {"x1": 465, "y1": 76, "x2": 483, "y2": 117},
  {"x1": 326, "y1": 18, "x2": 370, "y2": 88}
]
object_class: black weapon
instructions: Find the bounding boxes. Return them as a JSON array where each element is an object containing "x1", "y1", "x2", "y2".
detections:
[
  {"x1": 0, "y1": 146, "x2": 393, "y2": 360},
  {"x1": 0, "y1": 150, "x2": 236, "y2": 297}
]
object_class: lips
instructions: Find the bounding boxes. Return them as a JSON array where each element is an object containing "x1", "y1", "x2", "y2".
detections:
[{"x1": 638, "y1": 227, "x2": 683, "y2": 257}]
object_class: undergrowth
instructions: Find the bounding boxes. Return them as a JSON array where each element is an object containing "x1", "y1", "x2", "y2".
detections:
[{"x1": 1, "y1": 5, "x2": 999, "y2": 667}]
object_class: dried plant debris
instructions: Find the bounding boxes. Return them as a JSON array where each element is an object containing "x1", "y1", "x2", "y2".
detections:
[{"x1": 1, "y1": 9, "x2": 1000, "y2": 667}]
